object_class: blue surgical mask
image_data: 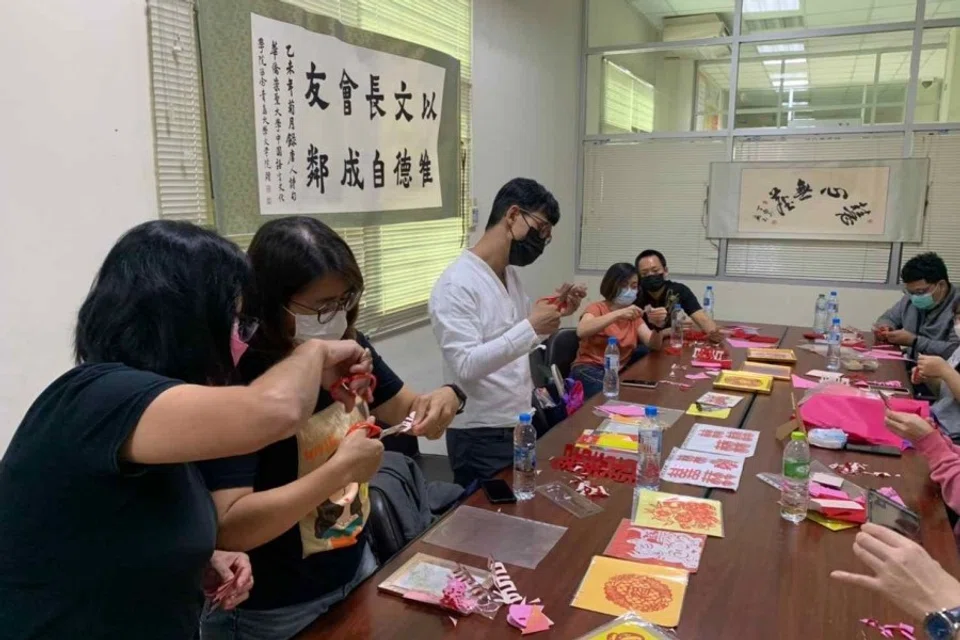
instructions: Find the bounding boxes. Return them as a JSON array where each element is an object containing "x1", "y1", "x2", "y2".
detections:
[
  {"x1": 910, "y1": 292, "x2": 936, "y2": 310},
  {"x1": 614, "y1": 288, "x2": 637, "y2": 306}
]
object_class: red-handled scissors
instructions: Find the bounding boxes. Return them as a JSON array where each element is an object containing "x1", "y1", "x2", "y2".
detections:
[{"x1": 330, "y1": 372, "x2": 377, "y2": 409}]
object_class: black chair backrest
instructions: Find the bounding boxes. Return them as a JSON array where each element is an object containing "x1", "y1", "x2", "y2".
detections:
[{"x1": 544, "y1": 328, "x2": 580, "y2": 380}]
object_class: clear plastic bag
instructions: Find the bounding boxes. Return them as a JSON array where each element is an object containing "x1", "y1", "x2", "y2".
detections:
[
  {"x1": 422, "y1": 506, "x2": 567, "y2": 570},
  {"x1": 572, "y1": 610, "x2": 680, "y2": 639}
]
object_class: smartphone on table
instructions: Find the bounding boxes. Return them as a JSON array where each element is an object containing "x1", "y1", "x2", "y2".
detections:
[{"x1": 481, "y1": 479, "x2": 517, "y2": 504}]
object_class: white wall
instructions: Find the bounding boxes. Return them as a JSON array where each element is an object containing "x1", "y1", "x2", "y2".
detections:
[
  {"x1": 361, "y1": 0, "x2": 584, "y2": 455},
  {"x1": 578, "y1": 274, "x2": 903, "y2": 331},
  {"x1": 0, "y1": 0, "x2": 159, "y2": 451}
]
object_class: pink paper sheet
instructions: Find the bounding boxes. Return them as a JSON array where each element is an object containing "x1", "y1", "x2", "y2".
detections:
[
  {"x1": 862, "y1": 349, "x2": 911, "y2": 361},
  {"x1": 800, "y1": 394, "x2": 930, "y2": 448},
  {"x1": 791, "y1": 375, "x2": 819, "y2": 389},
  {"x1": 691, "y1": 360, "x2": 722, "y2": 369},
  {"x1": 808, "y1": 482, "x2": 849, "y2": 500},
  {"x1": 685, "y1": 373, "x2": 710, "y2": 380},
  {"x1": 726, "y1": 338, "x2": 758, "y2": 349},
  {"x1": 597, "y1": 404, "x2": 647, "y2": 417}
]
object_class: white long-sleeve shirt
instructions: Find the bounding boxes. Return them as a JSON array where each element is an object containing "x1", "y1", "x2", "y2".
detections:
[{"x1": 429, "y1": 250, "x2": 542, "y2": 430}]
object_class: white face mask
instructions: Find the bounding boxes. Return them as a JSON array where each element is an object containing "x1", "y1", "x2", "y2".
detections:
[
  {"x1": 614, "y1": 288, "x2": 637, "y2": 306},
  {"x1": 289, "y1": 309, "x2": 349, "y2": 342},
  {"x1": 955, "y1": 321, "x2": 960, "y2": 339}
]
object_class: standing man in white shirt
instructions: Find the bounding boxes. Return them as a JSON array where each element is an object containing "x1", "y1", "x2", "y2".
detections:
[{"x1": 429, "y1": 177, "x2": 586, "y2": 487}]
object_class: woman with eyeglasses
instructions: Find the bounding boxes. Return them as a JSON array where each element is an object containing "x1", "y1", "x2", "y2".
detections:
[
  {"x1": 199, "y1": 216, "x2": 465, "y2": 640},
  {"x1": 0, "y1": 221, "x2": 374, "y2": 639}
]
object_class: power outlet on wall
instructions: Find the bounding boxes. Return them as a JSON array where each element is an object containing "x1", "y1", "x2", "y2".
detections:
[{"x1": 470, "y1": 197, "x2": 479, "y2": 231}]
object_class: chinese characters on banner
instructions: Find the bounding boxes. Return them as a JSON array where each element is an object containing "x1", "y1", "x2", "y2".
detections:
[
  {"x1": 681, "y1": 424, "x2": 760, "y2": 458},
  {"x1": 660, "y1": 448, "x2": 746, "y2": 491},
  {"x1": 251, "y1": 13, "x2": 445, "y2": 215},
  {"x1": 738, "y1": 166, "x2": 890, "y2": 235}
]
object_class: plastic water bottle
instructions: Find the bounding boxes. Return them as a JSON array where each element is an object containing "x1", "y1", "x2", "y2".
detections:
[
  {"x1": 513, "y1": 412, "x2": 537, "y2": 501},
  {"x1": 702, "y1": 286, "x2": 715, "y2": 320},
  {"x1": 781, "y1": 431, "x2": 811, "y2": 524},
  {"x1": 603, "y1": 337, "x2": 620, "y2": 399},
  {"x1": 636, "y1": 406, "x2": 663, "y2": 491},
  {"x1": 827, "y1": 290, "x2": 839, "y2": 324},
  {"x1": 826, "y1": 317, "x2": 842, "y2": 371},
  {"x1": 813, "y1": 294, "x2": 828, "y2": 333},
  {"x1": 669, "y1": 305, "x2": 684, "y2": 349}
]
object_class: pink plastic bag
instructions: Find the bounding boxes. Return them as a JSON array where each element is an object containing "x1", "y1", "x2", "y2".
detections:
[
  {"x1": 564, "y1": 379, "x2": 584, "y2": 416},
  {"x1": 799, "y1": 386, "x2": 929, "y2": 448}
]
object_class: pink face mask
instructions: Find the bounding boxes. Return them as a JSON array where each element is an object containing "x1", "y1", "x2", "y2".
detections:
[{"x1": 230, "y1": 321, "x2": 249, "y2": 366}]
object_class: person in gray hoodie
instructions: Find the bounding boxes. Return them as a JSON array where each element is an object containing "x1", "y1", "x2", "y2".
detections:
[{"x1": 876, "y1": 252, "x2": 960, "y2": 359}]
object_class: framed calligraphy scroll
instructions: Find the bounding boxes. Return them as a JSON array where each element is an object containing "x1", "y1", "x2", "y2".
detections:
[
  {"x1": 707, "y1": 159, "x2": 928, "y2": 242},
  {"x1": 197, "y1": 0, "x2": 460, "y2": 237}
]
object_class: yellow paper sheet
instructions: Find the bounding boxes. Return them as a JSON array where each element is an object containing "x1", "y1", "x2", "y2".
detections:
[
  {"x1": 633, "y1": 490, "x2": 724, "y2": 538},
  {"x1": 806, "y1": 511, "x2": 859, "y2": 531},
  {"x1": 581, "y1": 624, "x2": 666, "y2": 640},
  {"x1": 571, "y1": 556, "x2": 688, "y2": 626},
  {"x1": 685, "y1": 403, "x2": 731, "y2": 419}
]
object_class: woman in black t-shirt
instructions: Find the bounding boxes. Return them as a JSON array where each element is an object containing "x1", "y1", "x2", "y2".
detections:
[
  {"x1": 0, "y1": 221, "x2": 376, "y2": 640},
  {"x1": 199, "y1": 216, "x2": 464, "y2": 640}
]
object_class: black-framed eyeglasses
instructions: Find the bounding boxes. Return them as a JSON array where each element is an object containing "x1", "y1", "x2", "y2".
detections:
[
  {"x1": 517, "y1": 208, "x2": 553, "y2": 244},
  {"x1": 903, "y1": 282, "x2": 938, "y2": 296},
  {"x1": 236, "y1": 315, "x2": 260, "y2": 342},
  {"x1": 288, "y1": 289, "x2": 362, "y2": 323}
]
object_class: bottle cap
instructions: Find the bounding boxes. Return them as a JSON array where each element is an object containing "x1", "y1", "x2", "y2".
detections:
[
  {"x1": 832, "y1": 317, "x2": 841, "y2": 324},
  {"x1": 607, "y1": 336, "x2": 618, "y2": 345},
  {"x1": 830, "y1": 290, "x2": 837, "y2": 295},
  {"x1": 519, "y1": 412, "x2": 532, "y2": 423},
  {"x1": 790, "y1": 431, "x2": 806, "y2": 440},
  {"x1": 644, "y1": 405, "x2": 658, "y2": 417},
  {"x1": 706, "y1": 285, "x2": 713, "y2": 290}
]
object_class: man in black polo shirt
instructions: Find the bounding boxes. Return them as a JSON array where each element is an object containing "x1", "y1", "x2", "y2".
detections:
[{"x1": 634, "y1": 249, "x2": 722, "y2": 343}]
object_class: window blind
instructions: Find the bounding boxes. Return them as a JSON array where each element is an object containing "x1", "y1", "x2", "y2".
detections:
[
  {"x1": 147, "y1": 0, "x2": 213, "y2": 226},
  {"x1": 147, "y1": 0, "x2": 472, "y2": 337},
  {"x1": 603, "y1": 60, "x2": 655, "y2": 134},
  {"x1": 286, "y1": 0, "x2": 472, "y2": 336},
  {"x1": 725, "y1": 134, "x2": 902, "y2": 283},
  {"x1": 902, "y1": 131, "x2": 960, "y2": 280},
  {"x1": 580, "y1": 138, "x2": 724, "y2": 275}
]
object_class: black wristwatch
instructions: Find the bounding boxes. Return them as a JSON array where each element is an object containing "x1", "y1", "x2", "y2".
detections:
[
  {"x1": 444, "y1": 384, "x2": 466, "y2": 415},
  {"x1": 924, "y1": 606, "x2": 960, "y2": 639}
]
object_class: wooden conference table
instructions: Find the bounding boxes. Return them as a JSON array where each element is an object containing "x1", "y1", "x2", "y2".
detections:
[{"x1": 309, "y1": 323, "x2": 960, "y2": 639}]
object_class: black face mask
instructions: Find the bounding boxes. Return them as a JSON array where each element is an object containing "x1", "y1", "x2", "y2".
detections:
[
  {"x1": 508, "y1": 228, "x2": 547, "y2": 267},
  {"x1": 641, "y1": 274, "x2": 666, "y2": 291}
]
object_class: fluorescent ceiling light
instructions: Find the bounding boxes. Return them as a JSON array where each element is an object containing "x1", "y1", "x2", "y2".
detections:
[
  {"x1": 772, "y1": 79, "x2": 809, "y2": 88},
  {"x1": 744, "y1": 0, "x2": 801, "y2": 12},
  {"x1": 757, "y1": 43, "x2": 805, "y2": 54},
  {"x1": 769, "y1": 72, "x2": 808, "y2": 80},
  {"x1": 763, "y1": 58, "x2": 807, "y2": 66},
  {"x1": 782, "y1": 101, "x2": 809, "y2": 106}
]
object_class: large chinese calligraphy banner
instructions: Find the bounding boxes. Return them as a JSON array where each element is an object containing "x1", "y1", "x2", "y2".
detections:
[
  {"x1": 707, "y1": 159, "x2": 928, "y2": 242},
  {"x1": 250, "y1": 13, "x2": 444, "y2": 215},
  {"x1": 197, "y1": 0, "x2": 460, "y2": 238},
  {"x1": 737, "y1": 167, "x2": 890, "y2": 234}
]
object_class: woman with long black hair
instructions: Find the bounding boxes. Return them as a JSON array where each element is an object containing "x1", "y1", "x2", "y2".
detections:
[
  {"x1": 200, "y1": 216, "x2": 464, "y2": 640},
  {"x1": 0, "y1": 221, "x2": 375, "y2": 639}
]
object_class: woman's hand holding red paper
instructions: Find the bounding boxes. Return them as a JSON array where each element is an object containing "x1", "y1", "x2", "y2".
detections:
[{"x1": 203, "y1": 550, "x2": 254, "y2": 611}]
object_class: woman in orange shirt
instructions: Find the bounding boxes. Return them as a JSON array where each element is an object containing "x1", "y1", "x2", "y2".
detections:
[{"x1": 571, "y1": 262, "x2": 662, "y2": 397}]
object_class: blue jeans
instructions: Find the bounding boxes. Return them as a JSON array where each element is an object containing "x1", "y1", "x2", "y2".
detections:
[
  {"x1": 571, "y1": 364, "x2": 604, "y2": 399},
  {"x1": 200, "y1": 543, "x2": 378, "y2": 640}
]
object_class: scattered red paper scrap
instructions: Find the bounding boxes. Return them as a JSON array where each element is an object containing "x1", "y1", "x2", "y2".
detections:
[{"x1": 860, "y1": 618, "x2": 915, "y2": 639}]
